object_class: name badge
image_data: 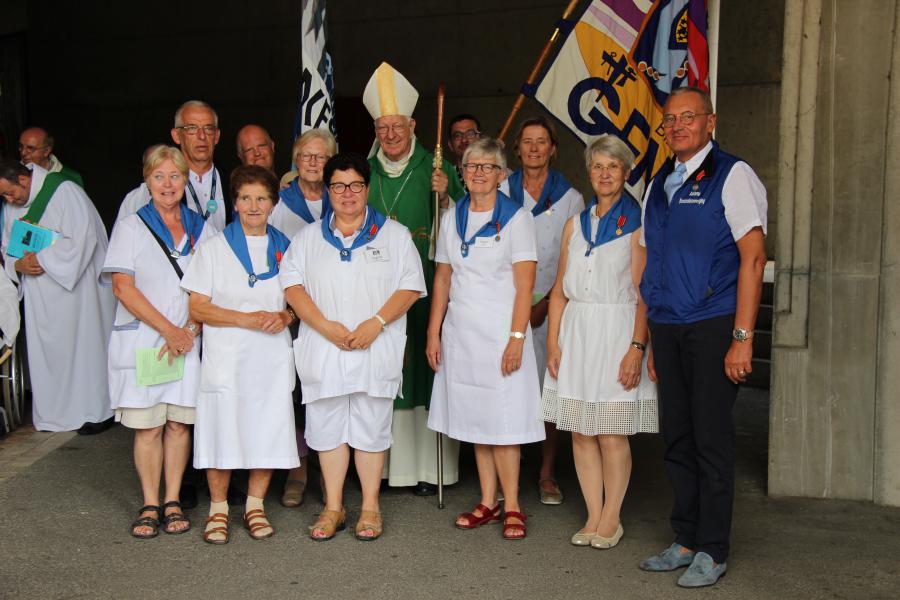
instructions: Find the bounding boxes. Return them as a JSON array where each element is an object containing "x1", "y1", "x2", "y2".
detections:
[
  {"x1": 475, "y1": 237, "x2": 494, "y2": 249},
  {"x1": 365, "y1": 247, "x2": 390, "y2": 262}
]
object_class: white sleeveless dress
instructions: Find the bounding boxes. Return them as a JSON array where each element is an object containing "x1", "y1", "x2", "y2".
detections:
[{"x1": 540, "y1": 213, "x2": 658, "y2": 435}]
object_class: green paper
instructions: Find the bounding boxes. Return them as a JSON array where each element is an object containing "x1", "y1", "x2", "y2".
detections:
[
  {"x1": 532, "y1": 292, "x2": 545, "y2": 305},
  {"x1": 135, "y1": 347, "x2": 185, "y2": 386}
]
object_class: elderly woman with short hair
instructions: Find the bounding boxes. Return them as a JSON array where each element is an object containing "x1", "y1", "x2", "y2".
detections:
[
  {"x1": 427, "y1": 137, "x2": 544, "y2": 540},
  {"x1": 542, "y1": 134, "x2": 657, "y2": 549},
  {"x1": 182, "y1": 165, "x2": 299, "y2": 544},
  {"x1": 103, "y1": 145, "x2": 215, "y2": 538},
  {"x1": 281, "y1": 152, "x2": 425, "y2": 541},
  {"x1": 270, "y1": 129, "x2": 337, "y2": 240}
]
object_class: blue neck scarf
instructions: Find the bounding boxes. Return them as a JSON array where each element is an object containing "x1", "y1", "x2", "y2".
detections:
[
  {"x1": 223, "y1": 221, "x2": 291, "y2": 287},
  {"x1": 321, "y1": 207, "x2": 387, "y2": 262},
  {"x1": 579, "y1": 193, "x2": 642, "y2": 257},
  {"x1": 455, "y1": 191, "x2": 520, "y2": 258},
  {"x1": 507, "y1": 169, "x2": 572, "y2": 216},
  {"x1": 137, "y1": 201, "x2": 206, "y2": 257},
  {"x1": 280, "y1": 179, "x2": 331, "y2": 224}
]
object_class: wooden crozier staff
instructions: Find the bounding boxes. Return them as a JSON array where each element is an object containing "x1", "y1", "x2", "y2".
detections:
[{"x1": 432, "y1": 82, "x2": 446, "y2": 509}]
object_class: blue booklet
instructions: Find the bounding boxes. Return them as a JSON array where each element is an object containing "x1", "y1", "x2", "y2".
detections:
[{"x1": 6, "y1": 219, "x2": 60, "y2": 259}]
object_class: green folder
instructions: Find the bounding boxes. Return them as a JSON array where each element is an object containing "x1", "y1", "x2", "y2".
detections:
[{"x1": 135, "y1": 347, "x2": 185, "y2": 386}]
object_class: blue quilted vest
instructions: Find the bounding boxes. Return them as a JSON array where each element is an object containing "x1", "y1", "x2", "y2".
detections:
[{"x1": 640, "y1": 142, "x2": 743, "y2": 324}]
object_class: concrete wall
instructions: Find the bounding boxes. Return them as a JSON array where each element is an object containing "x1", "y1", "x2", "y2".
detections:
[
  {"x1": 10, "y1": 0, "x2": 782, "y2": 233},
  {"x1": 769, "y1": 0, "x2": 900, "y2": 506}
]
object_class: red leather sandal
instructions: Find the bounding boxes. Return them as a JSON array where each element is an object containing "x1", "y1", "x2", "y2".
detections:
[
  {"x1": 455, "y1": 503, "x2": 502, "y2": 530},
  {"x1": 502, "y1": 511, "x2": 528, "y2": 540}
]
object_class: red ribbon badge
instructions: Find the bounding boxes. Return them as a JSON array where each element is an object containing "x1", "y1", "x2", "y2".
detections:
[
  {"x1": 275, "y1": 250, "x2": 283, "y2": 265},
  {"x1": 369, "y1": 223, "x2": 379, "y2": 238},
  {"x1": 695, "y1": 170, "x2": 706, "y2": 182},
  {"x1": 617, "y1": 215, "x2": 627, "y2": 229}
]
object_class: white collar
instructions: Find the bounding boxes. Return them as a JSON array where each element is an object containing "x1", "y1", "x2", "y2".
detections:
[
  {"x1": 190, "y1": 164, "x2": 216, "y2": 183},
  {"x1": 674, "y1": 141, "x2": 713, "y2": 180},
  {"x1": 376, "y1": 138, "x2": 416, "y2": 178}
]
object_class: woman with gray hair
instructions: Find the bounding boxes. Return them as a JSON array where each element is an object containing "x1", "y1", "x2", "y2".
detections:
[
  {"x1": 270, "y1": 129, "x2": 337, "y2": 240},
  {"x1": 541, "y1": 134, "x2": 657, "y2": 549},
  {"x1": 427, "y1": 137, "x2": 544, "y2": 540}
]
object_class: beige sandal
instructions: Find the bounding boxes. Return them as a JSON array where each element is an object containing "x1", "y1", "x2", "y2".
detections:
[
  {"x1": 310, "y1": 508, "x2": 346, "y2": 541},
  {"x1": 243, "y1": 509, "x2": 274, "y2": 540},
  {"x1": 281, "y1": 479, "x2": 307, "y2": 508},
  {"x1": 203, "y1": 513, "x2": 229, "y2": 545},
  {"x1": 355, "y1": 510, "x2": 383, "y2": 541}
]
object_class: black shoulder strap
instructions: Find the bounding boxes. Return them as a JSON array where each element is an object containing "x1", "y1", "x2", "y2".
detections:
[{"x1": 137, "y1": 214, "x2": 184, "y2": 280}]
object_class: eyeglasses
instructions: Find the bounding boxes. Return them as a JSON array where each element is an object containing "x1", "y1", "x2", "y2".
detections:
[
  {"x1": 374, "y1": 122, "x2": 409, "y2": 136},
  {"x1": 178, "y1": 125, "x2": 218, "y2": 136},
  {"x1": 462, "y1": 163, "x2": 502, "y2": 174},
  {"x1": 18, "y1": 144, "x2": 48, "y2": 153},
  {"x1": 450, "y1": 129, "x2": 480, "y2": 142},
  {"x1": 590, "y1": 163, "x2": 624, "y2": 174},
  {"x1": 329, "y1": 181, "x2": 366, "y2": 194},
  {"x1": 299, "y1": 153, "x2": 329, "y2": 163},
  {"x1": 661, "y1": 111, "x2": 711, "y2": 129}
]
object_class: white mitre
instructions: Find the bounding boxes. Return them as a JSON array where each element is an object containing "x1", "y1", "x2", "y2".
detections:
[{"x1": 363, "y1": 62, "x2": 419, "y2": 119}]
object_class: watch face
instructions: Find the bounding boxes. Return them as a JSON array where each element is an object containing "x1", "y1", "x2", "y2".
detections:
[{"x1": 733, "y1": 329, "x2": 749, "y2": 341}]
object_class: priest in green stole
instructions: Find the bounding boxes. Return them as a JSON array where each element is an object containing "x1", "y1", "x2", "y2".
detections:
[{"x1": 363, "y1": 62, "x2": 465, "y2": 494}]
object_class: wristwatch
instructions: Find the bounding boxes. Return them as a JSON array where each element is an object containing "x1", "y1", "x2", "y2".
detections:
[
  {"x1": 186, "y1": 322, "x2": 199, "y2": 334},
  {"x1": 373, "y1": 314, "x2": 387, "y2": 331},
  {"x1": 732, "y1": 328, "x2": 753, "y2": 342},
  {"x1": 510, "y1": 331, "x2": 526, "y2": 340}
]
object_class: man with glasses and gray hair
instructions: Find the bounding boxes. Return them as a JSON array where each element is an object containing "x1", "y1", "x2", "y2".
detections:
[
  {"x1": 638, "y1": 86, "x2": 767, "y2": 588},
  {"x1": 362, "y1": 62, "x2": 465, "y2": 496},
  {"x1": 170, "y1": 100, "x2": 227, "y2": 231},
  {"x1": 18, "y1": 127, "x2": 84, "y2": 188}
]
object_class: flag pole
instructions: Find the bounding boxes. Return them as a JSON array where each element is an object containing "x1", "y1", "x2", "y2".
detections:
[
  {"x1": 433, "y1": 82, "x2": 447, "y2": 510},
  {"x1": 707, "y1": 0, "x2": 721, "y2": 113},
  {"x1": 497, "y1": 0, "x2": 582, "y2": 142}
]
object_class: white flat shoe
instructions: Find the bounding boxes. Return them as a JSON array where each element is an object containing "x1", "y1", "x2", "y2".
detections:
[
  {"x1": 570, "y1": 529, "x2": 599, "y2": 546},
  {"x1": 590, "y1": 524, "x2": 624, "y2": 549}
]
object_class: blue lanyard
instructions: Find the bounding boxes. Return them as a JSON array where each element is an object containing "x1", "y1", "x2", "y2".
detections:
[{"x1": 186, "y1": 168, "x2": 218, "y2": 219}]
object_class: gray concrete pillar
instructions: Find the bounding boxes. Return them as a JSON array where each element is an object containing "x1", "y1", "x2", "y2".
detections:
[{"x1": 769, "y1": 0, "x2": 900, "y2": 506}]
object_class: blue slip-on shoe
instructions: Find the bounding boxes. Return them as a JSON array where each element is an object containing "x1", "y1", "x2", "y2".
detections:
[
  {"x1": 676, "y1": 552, "x2": 727, "y2": 587},
  {"x1": 639, "y1": 543, "x2": 696, "y2": 571}
]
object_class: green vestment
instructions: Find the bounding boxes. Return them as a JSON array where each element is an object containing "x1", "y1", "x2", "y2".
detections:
[{"x1": 368, "y1": 140, "x2": 465, "y2": 409}]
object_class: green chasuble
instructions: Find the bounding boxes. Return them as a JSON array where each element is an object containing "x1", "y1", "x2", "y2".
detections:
[{"x1": 368, "y1": 139, "x2": 465, "y2": 410}]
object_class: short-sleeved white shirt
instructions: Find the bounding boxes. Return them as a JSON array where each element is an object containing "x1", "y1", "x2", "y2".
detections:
[
  {"x1": 639, "y1": 141, "x2": 768, "y2": 246},
  {"x1": 280, "y1": 215, "x2": 426, "y2": 403}
]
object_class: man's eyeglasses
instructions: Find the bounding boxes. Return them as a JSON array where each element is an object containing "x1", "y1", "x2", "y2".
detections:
[
  {"x1": 462, "y1": 163, "x2": 502, "y2": 174},
  {"x1": 178, "y1": 125, "x2": 218, "y2": 136},
  {"x1": 374, "y1": 123, "x2": 409, "y2": 136},
  {"x1": 18, "y1": 144, "x2": 48, "y2": 154},
  {"x1": 450, "y1": 129, "x2": 480, "y2": 142},
  {"x1": 299, "y1": 153, "x2": 329, "y2": 163},
  {"x1": 661, "y1": 111, "x2": 711, "y2": 129},
  {"x1": 329, "y1": 181, "x2": 366, "y2": 194}
]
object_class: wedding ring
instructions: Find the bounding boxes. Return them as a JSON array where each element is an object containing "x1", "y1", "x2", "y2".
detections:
[
  {"x1": 738, "y1": 370, "x2": 746, "y2": 376},
  {"x1": 177, "y1": 347, "x2": 184, "y2": 353}
]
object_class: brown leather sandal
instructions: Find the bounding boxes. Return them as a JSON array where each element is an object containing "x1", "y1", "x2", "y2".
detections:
[
  {"x1": 355, "y1": 510, "x2": 383, "y2": 541},
  {"x1": 203, "y1": 513, "x2": 229, "y2": 545},
  {"x1": 310, "y1": 508, "x2": 346, "y2": 541},
  {"x1": 243, "y1": 508, "x2": 274, "y2": 540},
  {"x1": 130, "y1": 505, "x2": 160, "y2": 539}
]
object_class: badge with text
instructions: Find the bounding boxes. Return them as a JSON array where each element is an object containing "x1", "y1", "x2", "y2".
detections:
[{"x1": 365, "y1": 246, "x2": 390, "y2": 262}]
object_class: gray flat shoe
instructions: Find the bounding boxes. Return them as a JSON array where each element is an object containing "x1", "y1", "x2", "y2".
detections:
[
  {"x1": 538, "y1": 477, "x2": 563, "y2": 505},
  {"x1": 639, "y1": 543, "x2": 695, "y2": 571},
  {"x1": 677, "y1": 552, "x2": 726, "y2": 587}
]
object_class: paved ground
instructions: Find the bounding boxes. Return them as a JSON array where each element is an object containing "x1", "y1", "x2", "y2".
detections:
[{"x1": 1, "y1": 388, "x2": 898, "y2": 600}]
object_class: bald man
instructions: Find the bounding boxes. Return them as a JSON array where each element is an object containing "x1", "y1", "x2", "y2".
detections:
[
  {"x1": 18, "y1": 127, "x2": 84, "y2": 188},
  {"x1": 236, "y1": 125, "x2": 276, "y2": 173}
]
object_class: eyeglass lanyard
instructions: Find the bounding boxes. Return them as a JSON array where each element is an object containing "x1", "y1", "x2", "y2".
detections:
[
  {"x1": 377, "y1": 170, "x2": 414, "y2": 220},
  {"x1": 185, "y1": 169, "x2": 217, "y2": 220}
]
